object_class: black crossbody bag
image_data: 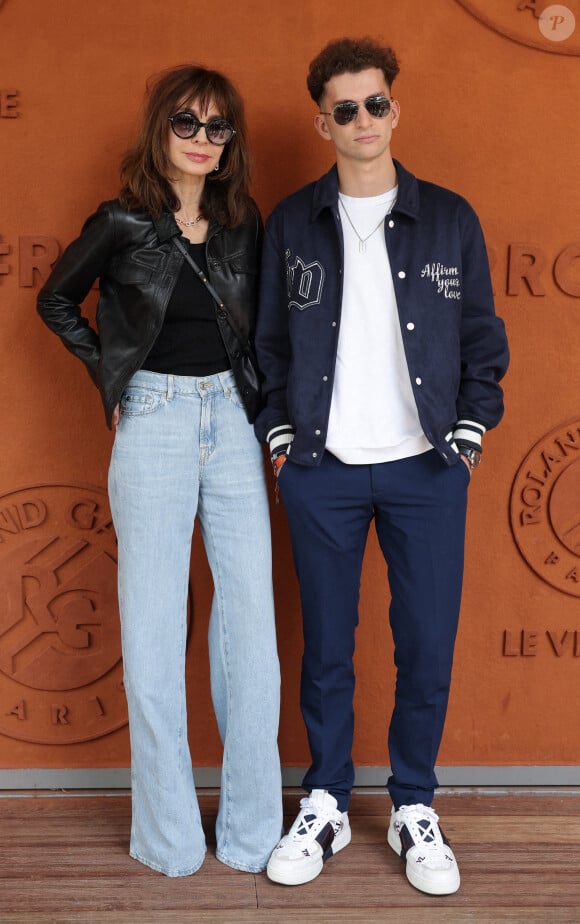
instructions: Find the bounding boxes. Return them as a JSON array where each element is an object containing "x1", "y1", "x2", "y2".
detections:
[{"x1": 172, "y1": 235, "x2": 262, "y2": 423}]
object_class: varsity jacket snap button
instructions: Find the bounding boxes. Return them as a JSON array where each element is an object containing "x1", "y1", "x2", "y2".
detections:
[
  {"x1": 407, "y1": 322, "x2": 415, "y2": 330},
  {"x1": 398, "y1": 270, "x2": 406, "y2": 279},
  {"x1": 415, "y1": 377, "x2": 422, "y2": 385}
]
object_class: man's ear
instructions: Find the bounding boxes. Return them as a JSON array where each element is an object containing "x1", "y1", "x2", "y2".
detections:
[
  {"x1": 314, "y1": 113, "x2": 332, "y2": 140},
  {"x1": 390, "y1": 99, "x2": 401, "y2": 129}
]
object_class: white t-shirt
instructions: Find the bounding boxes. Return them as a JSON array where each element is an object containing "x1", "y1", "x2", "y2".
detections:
[{"x1": 325, "y1": 188, "x2": 432, "y2": 464}]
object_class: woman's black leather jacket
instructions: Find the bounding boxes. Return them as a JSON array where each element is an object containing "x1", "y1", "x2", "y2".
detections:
[{"x1": 37, "y1": 199, "x2": 263, "y2": 426}]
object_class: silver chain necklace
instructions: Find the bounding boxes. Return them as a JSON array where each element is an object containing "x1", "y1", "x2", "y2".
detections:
[{"x1": 339, "y1": 196, "x2": 396, "y2": 253}]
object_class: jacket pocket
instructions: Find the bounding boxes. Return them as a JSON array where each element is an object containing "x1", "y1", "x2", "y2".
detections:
[{"x1": 108, "y1": 261, "x2": 153, "y2": 285}]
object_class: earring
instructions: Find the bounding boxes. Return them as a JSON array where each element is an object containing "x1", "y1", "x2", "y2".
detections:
[{"x1": 214, "y1": 162, "x2": 220, "y2": 172}]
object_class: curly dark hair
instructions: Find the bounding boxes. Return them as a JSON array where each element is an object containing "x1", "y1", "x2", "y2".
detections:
[
  {"x1": 120, "y1": 64, "x2": 252, "y2": 228},
  {"x1": 307, "y1": 37, "x2": 400, "y2": 104}
]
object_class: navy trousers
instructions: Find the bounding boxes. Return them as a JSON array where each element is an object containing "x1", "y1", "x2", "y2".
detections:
[{"x1": 277, "y1": 449, "x2": 470, "y2": 811}]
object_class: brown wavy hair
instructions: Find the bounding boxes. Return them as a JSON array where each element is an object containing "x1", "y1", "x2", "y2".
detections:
[
  {"x1": 307, "y1": 37, "x2": 400, "y2": 104},
  {"x1": 120, "y1": 64, "x2": 252, "y2": 228}
]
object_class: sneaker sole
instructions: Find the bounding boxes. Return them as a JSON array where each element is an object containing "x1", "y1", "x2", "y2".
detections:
[
  {"x1": 267, "y1": 822, "x2": 352, "y2": 887},
  {"x1": 387, "y1": 825, "x2": 460, "y2": 896}
]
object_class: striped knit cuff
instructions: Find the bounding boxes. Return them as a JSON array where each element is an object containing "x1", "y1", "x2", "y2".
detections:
[
  {"x1": 267, "y1": 424, "x2": 295, "y2": 461},
  {"x1": 452, "y1": 419, "x2": 486, "y2": 452}
]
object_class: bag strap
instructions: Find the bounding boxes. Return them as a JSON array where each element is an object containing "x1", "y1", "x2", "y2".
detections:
[
  {"x1": 172, "y1": 235, "x2": 251, "y2": 351},
  {"x1": 172, "y1": 234, "x2": 226, "y2": 304}
]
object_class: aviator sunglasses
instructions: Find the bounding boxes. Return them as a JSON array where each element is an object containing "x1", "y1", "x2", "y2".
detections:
[
  {"x1": 168, "y1": 111, "x2": 236, "y2": 145},
  {"x1": 320, "y1": 95, "x2": 392, "y2": 126}
]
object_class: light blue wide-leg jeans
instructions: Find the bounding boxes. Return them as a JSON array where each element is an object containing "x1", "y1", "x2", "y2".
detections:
[{"x1": 108, "y1": 369, "x2": 282, "y2": 876}]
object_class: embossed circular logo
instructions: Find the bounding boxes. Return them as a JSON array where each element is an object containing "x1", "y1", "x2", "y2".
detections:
[
  {"x1": 455, "y1": 0, "x2": 580, "y2": 55},
  {"x1": 510, "y1": 420, "x2": 580, "y2": 596},
  {"x1": 0, "y1": 484, "x2": 127, "y2": 744}
]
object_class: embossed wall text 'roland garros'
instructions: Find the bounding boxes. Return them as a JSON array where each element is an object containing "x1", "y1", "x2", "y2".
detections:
[{"x1": 515, "y1": 427, "x2": 580, "y2": 528}]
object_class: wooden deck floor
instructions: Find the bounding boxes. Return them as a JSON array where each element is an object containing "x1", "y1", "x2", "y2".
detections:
[{"x1": 0, "y1": 789, "x2": 579, "y2": 923}]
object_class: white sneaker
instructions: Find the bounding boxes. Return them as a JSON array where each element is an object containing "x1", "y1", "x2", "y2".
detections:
[
  {"x1": 387, "y1": 803, "x2": 460, "y2": 895},
  {"x1": 267, "y1": 789, "x2": 351, "y2": 885}
]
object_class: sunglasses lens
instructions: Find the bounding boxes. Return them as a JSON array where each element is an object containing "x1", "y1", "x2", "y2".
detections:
[
  {"x1": 332, "y1": 102, "x2": 358, "y2": 125},
  {"x1": 366, "y1": 97, "x2": 391, "y2": 118},
  {"x1": 170, "y1": 113, "x2": 234, "y2": 144},
  {"x1": 171, "y1": 113, "x2": 199, "y2": 138},
  {"x1": 205, "y1": 119, "x2": 234, "y2": 145}
]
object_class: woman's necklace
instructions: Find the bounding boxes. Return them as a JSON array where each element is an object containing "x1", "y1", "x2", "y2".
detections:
[
  {"x1": 339, "y1": 196, "x2": 397, "y2": 254},
  {"x1": 175, "y1": 213, "x2": 203, "y2": 228}
]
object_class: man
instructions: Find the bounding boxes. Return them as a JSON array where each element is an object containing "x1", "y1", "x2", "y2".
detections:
[{"x1": 254, "y1": 37, "x2": 508, "y2": 895}]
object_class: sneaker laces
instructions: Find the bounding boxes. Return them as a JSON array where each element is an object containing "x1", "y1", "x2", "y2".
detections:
[
  {"x1": 286, "y1": 792, "x2": 340, "y2": 843},
  {"x1": 397, "y1": 804, "x2": 450, "y2": 857}
]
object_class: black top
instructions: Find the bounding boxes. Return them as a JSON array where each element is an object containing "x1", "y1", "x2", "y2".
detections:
[{"x1": 143, "y1": 241, "x2": 230, "y2": 376}]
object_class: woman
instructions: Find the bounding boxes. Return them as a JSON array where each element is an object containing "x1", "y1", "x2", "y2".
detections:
[{"x1": 37, "y1": 65, "x2": 282, "y2": 877}]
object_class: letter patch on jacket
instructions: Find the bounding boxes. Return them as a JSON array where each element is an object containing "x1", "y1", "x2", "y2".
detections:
[
  {"x1": 286, "y1": 250, "x2": 325, "y2": 310},
  {"x1": 420, "y1": 262, "x2": 461, "y2": 300}
]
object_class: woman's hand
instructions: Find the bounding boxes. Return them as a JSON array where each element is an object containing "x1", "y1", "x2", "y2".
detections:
[{"x1": 112, "y1": 404, "x2": 120, "y2": 427}]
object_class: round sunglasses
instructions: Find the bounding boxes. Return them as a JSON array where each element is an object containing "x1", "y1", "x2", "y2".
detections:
[
  {"x1": 168, "y1": 111, "x2": 236, "y2": 146},
  {"x1": 320, "y1": 95, "x2": 392, "y2": 126}
]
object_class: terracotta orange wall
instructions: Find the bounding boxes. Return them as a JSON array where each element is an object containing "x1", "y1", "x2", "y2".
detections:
[{"x1": 1, "y1": 0, "x2": 579, "y2": 772}]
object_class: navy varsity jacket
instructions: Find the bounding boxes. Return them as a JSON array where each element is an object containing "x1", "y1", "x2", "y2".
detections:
[{"x1": 254, "y1": 160, "x2": 509, "y2": 467}]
